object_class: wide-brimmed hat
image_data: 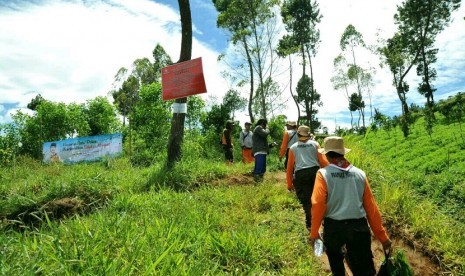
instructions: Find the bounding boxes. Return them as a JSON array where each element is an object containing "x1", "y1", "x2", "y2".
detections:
[
  {"x1": 286, "y1": 121, "x2": 297, "y2": 127},
  {"x1": 318, "y1": 136, "x2": 351, "y2": 155},
  {"x1": 297, "y1": 125, "x2": 310, "y2": 137}
]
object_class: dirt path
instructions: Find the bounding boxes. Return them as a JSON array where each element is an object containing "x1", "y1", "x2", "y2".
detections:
[{"x1": 265, "y1": 171, "x2": 442, "y2": 275}]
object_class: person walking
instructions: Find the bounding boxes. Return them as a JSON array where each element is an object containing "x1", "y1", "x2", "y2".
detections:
[
  {"x1": 221, "y1": 120, "x2": 234, "y2": 164},
  {"x1": 239, "y1": 122, "x2": 254, "y2": 164},
  {"x1": 279, "y1": 121, "x2": 298, "y2": 169},
  {"x1": 310, "y1": 136, "x2": 392, "y2": 276},
  {"x1": 286, "y1": 125, "x2": 329, "y2": 230},
  {"x1": 252, "y1": 119, "x2": 270, "y2": 182}
]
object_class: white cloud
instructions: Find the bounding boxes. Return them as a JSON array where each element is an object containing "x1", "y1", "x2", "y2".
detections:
[
  {"x1": 1, "y1": 0, "x2": 463, "y2": 135},
  {"x1": 0, "y1": 0, "x2": 228, "y2": 123}
]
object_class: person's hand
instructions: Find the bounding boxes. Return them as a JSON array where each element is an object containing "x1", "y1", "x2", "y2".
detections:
[{"x1": 382, "y1": 239, "x2": 392, "y2": 251}]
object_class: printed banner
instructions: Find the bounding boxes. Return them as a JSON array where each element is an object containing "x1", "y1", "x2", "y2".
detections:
[{"x1": 42, "y1": 133, "x2": 123, "y2": 164}]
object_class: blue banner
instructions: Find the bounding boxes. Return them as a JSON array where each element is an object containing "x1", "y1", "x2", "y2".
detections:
[{"x1": 42, "y1": 133, "x2": 123, "y2": 164}]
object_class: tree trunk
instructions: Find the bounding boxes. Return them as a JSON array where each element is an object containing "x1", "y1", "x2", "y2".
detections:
[
  {"x1": 243, "y1": 37, "x2": 255, "y2": 124},
  {"x1": 167, "y1": 0, "x2": 192, "y2": 168},
  {"x1": 289, "y1": 56, "x2": 300, "y2": 123}
]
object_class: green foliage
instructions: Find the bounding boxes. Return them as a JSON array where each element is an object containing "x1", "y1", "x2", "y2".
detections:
[
  {"x1": 186, "y1": 95, "x2": 206, "y2": 129},
  {"x1": 296, "y1": 75, "x2": 322, "y2": 130},
  {"x1": 201, "y1": 104, "x2": 231, "y2": 134},
  {"x1": 267, "y1": 115, "x2": 286, "y2": 143},
  {"x1": 379, "y1": 250, "x2": 414, "y2": 276},
  {"x1": 346, "y1": 115, "x2": 465, "y2": 273},
  {"x1": 85, "y1": 97, "x2": 120, "y2": 136}
]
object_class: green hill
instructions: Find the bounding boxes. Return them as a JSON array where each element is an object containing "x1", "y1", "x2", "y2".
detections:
[{"x1": 1, "y1": 113, "x2": 464, "y2": 275}]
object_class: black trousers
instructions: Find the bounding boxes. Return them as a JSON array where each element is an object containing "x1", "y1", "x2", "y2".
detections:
[
  {"x1": 224, "y1": 146, "x2": 233, "y2": 162},
  {"x1": 293, "y1": 166, "x2": 319, "y2": 229},
  {"x1": 323, "y1": 217, "x2": 376, "y2": 276}
]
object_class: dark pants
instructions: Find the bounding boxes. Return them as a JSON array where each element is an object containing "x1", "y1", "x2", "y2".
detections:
[
  {"x1": 224, "y1": 146, "x2": 233, "y2": 162},
  {"x1": 253, "y1": 154, "x2": 267, "y2": 181},
  {"x1": 323, "y1": 217, "x2": 376, "y2": 276},
  {"x1": 293, "y1": 166, "x2": 319, "y2": 229}
]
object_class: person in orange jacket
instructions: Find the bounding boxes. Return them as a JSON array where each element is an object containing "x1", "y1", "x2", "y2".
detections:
[
  {"x1": 310, "y1": 136, "x2": 392, "y2": 276},
  {"x1": 286, "y1": 125, "x2": 328, "y2": 230},
  {"x1": 279, "y1": 121, "x2": 298, "y2": 169}
]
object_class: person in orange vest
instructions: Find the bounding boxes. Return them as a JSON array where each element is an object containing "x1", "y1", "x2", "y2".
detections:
[
  {"x1": 286, "y1": 125, "x2": 328, "y2": 230},
  {"x1": 239, "y1": 122, "x2": 254, "y2": 163},
  {"x1": 279, "y1": 121, "x2": 298, "y2": 169},
  {"x1": 221, "y1": 120, "x2": 234, "y2": 164},
  {"x1": 310, "y1": 136, "x2": 392, "y2": 275}
]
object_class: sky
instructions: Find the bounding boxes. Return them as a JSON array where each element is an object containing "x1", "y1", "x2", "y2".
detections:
[{"x1": 0, "y1": 0, "x2": 464, "y2": 132}]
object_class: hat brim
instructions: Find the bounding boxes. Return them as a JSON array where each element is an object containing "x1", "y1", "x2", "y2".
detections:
[{"x1": 318, "y1": 148, "x2": 351, "y2": 155}]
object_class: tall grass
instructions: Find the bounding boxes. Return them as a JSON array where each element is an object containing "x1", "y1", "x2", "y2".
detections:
[
  {"x1": 344, "y1": 117, "x2": 465, "y2": 274},
  {"x1": 1, "y1": 171, "x2": 323, "y2": 275}
]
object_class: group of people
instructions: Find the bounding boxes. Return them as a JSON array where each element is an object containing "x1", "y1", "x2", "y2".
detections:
[
  {"x1": 221, "y1": 118, "x2": 272, "y2": 182},
  {"x1": 222, "y1": 118, "x2": 392, "y2": 275}
]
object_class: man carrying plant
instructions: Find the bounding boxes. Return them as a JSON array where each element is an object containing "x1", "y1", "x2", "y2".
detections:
[
  {"x1": 286, "y1": 125, "x2": 328, "y2": 230},
  {"x1": 310, "y1": 136, "x2": 392, "y2": 276}
]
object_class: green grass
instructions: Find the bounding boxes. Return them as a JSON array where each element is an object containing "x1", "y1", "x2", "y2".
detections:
[
  {"x1": 2, "y1": 117, "x2": 465, "y2": 275},
  {"x1": 344, "y1": 116, "x2": 465, "y2": 274},
  {"x1": 1, "y1": 171, "x2": 322, "y2": 275}
]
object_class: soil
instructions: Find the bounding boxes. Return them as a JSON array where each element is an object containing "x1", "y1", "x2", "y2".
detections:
[{"x1": 267, "y1": 171, "x2": 444, "y2": 276}]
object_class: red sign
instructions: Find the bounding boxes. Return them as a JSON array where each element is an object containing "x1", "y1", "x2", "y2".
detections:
[{"x1": 161, "y1": 57, "x2": 207, "y2": 101}]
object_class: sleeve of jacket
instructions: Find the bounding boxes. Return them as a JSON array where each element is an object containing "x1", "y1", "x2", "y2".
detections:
[
  {"x1": 316, "y1": 145, "x2": 329, "y2": 168},
  {"x1": 279, "y1": 131, "x2": 289, "y2": 158},
  {"x1": 311, "y1": 171, "x2": 327, "y2": 239},
  {"x1": 363, "y1": 178, "x2": 389, "y2": 243},
  {"x1": 286, "y1": 149, "x2": 295, "y2": 190},
  {"x1": 255, "y1": 127, "x2": 269, "y2": 138}
]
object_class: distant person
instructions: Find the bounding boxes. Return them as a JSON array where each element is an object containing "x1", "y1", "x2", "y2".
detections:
[
  {"x1": 221, "y1": 120, "x2": 234, "y2": 164},
  {"x1": 286, "y1": 125, "x2": 328, "y2": 230},
  {"x1": 239, "y1": 122, "x2": 254, "y2": 164},
  {"x1": 310, "y1": 136, "x2": 392, "y2": 276},
  {"x1": 279, "y1": 120, "x2": 298, "y2": 169},
  {"x1": 49, "y1": 142, "x2": 62, "y2": 163},
  {"x1": 252, "y1": 119, "x2": 270, "y2": 182}
]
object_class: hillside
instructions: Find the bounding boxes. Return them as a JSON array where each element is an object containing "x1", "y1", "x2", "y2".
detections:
[{"x1": 1, "y1": 115, "x2": 464, "y2": 275}]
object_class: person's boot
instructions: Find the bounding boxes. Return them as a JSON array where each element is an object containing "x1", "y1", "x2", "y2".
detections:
[{"x1": 254, "y1": 174, "x2": 264, "y2": 183}]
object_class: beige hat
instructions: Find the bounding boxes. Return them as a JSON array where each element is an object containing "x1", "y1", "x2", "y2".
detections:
[
  {"x1": 297, "y1": 125, "x2": 310, "y2": 137},
  {"x1": 318, "y1": 136, "x2": 351, "y2": 155},
  {"x1": 286, "y1": 121, "x2": 297, "y2": 127}
]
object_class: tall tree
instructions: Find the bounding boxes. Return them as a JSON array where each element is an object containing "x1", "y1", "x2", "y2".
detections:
[
  {"x1": 339, "y1": 24, "x2": 367, "y2": 128},
  {"x1": 167, "y1": 0, "x2": 192, "y2": 168},
  {"x1": 279, "y1": 0, "x2": 322, "y2": 127},
  {"x1": 378, "y1": 33, "x2": 415, "y2": 137},
  {"x1": 214, "y1": 0, "x2": 282, "y2": 121},
  {"x1": 222, "y1": 89, "x2": 247, "y2": 120},
  {"x1": 296, "y1": 74, "x2": 322, "y2": 130},
  {"x1": 330, "y1": 55, "x2": 353, "y2": 126},
  {"x1": 396, "y1": 0, "x2": 461, "y2": 133}
]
